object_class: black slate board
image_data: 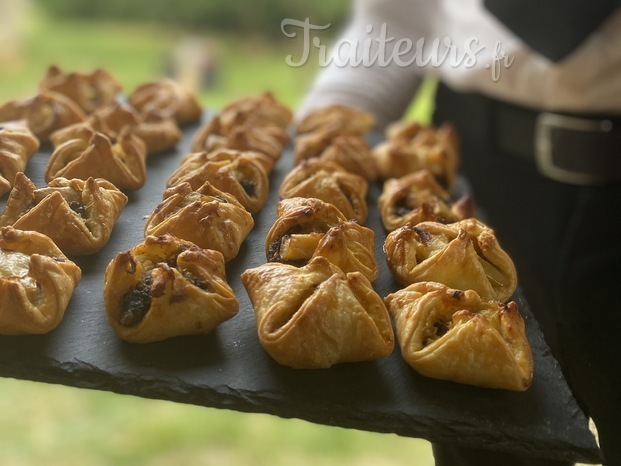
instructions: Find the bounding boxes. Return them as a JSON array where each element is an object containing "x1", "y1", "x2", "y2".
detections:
[{"x1": 0, "y1": 116, "x2": 602, "y2": 464}]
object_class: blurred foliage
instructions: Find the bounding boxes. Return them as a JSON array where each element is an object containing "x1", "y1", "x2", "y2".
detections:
[{"x1": 34, "y1": 0, "x2": 349, "y2": 37}]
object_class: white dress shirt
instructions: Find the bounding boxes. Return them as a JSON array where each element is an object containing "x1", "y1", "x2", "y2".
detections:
[{"x1": 297, "y1": 0, "x2": 621, "y2": 128}]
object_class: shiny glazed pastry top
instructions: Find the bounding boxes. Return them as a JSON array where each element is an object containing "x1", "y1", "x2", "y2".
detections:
[
  {"x1": 50, "y1": 102, "x2": 182, "y2": 155},
  {"x1": 0, "y1": 226, "x2": 82, "y2": 335},
  {"x1": 279, "y1": 159, "x2": 368, "y2": 223},
  {"x1": 104, "y1": 234, "x2": 239, "y2": 343},
  {"x1": 241, "y1": 256, "x2": 393, "y2": 369},
  {"x1": 45, "y1": 128, "x2": 147, "y2": 191},
  {"x1": 0, "y1": 173, "x2": 128, "y2": 256},
  {"x1": 378, "y1": 170, "x2": 474, "y2": 231},
  {"x1": 167, "y1": 149, "x2": 269, "y2": 214},
  {"x1": 384, "y1": 281, "x2": 533, "y2": 391},
  {"x1": 265, "y1": 197, "x2": 378, "y2": 282},
  {"x1": 384, "y1": 219, "x2": 518, "y2": 302},
  {"x1": 373, "y1": 121, "x2": 459, "y2": 191},
  {"x1": 0, "y1": 91, "x2": 86, "y2": 141},
  {"x1": 0, "y1": 122, "x2": 40, "y2": 196},
  {"x1": 144, "y1": 181, "x2": 254, "y2": 262}
]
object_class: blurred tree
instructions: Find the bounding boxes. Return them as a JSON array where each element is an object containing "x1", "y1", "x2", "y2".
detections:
[{"x1": 35, "y1": 0, "x2": 349, "y2": 38}]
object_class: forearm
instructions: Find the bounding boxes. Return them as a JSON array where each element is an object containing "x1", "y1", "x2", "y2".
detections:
[{"x1": 297, "y1": 0, "x2": 426, "y2": 129}]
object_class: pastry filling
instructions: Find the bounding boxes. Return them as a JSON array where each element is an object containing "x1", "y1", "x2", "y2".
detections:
[
  {"x1": 119, "y1": 246, "x2": 212, "y2": 326},
  {"x1": 394, "y1": 197, "x2": 415, "y2": 217},
  {"x1": 182, "y1": 270, "x2": 210, "y2": 291},
  {"x1": 240, "y1": 179, "x2": 256, "y2": 197},
  {"x1": 68, "y1": 200, "x2": 87, "y2": 218},
  {"x1": 422, "y1": 318, "x2": 452, "y2": 347},
  {"x1": 119, "y1": 274, "x2": 153, "y2": 326}
]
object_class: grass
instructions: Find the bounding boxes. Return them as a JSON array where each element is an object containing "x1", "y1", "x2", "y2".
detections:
[
  {"x1": 0, "y1": 8, "x2": 434, "y2": 466},
  {"x1": 0, "y1": 378, "x2": 433, "y2": 466}
]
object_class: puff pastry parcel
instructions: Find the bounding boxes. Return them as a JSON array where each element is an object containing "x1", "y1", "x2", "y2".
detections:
[
  {"x1": 0, "y1": 173, "x2": 128, "y2": 255},
  {"x1": 104, "y1": 234, "x2": 239, "y2": 343},
  {"x1": 167, "y1": 149, "x2": 269, "y2": 214},
  {"x1": 0, "y1": 122, "x2": 40, "y2": 196},
  {"x1": 384, "y1": 219, "x2": 517, "y2": 301},
  {"x1": 219, "y1": 92, "x2": 293, "y2": 130},
  {"x1": 0, "y1": 91, "x2": 86, "y2": 141},
  {"x1": 373, "y1": 121, "x2": 459, "y2": 190},
  {"x1": 0, "y1": 226, "x2": 81, "y2": 335},
  {"x1": 50, "y1": 102, "x2": 182, "y2": 155},
  {"x1": 191, "y1": 115, "x2": 286, "y2": 172},
  {"x1": 384, "y1": 282, "x2": 533, "y2": 391},
  {"x1": 294, "y1": 130, "x2": 377, "y2": 182},
  {"x1": 144, "y1": 181, "x2": 254, "y2": 261},
  {"x1": 45, "y1": 128, "x2": 147, "y2": 190},
  {"x1": 241, "y1": 256, "x2": 394, "y2": 369},
  {"x1": 279, "y1": 160, "x2": 368, "y2": 223},
  {"x1": 379, "y1": 170, "x2": 474, "y2": 231},
  {"x1": 128, "y1": 78, "x2": 202, "y2": 125},
  {"x1": 265, "y1": 198, "x2": 378, "y2": 281},
  {"x1": 296, "y1": 104, "x2": 375, "y2": 135},
  {"x1": 39, "y1": 65, "x2": 122, "y2": 114}
]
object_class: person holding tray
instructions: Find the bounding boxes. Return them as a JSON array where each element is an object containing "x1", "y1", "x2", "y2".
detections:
[{"x1": 296, "y1": 1, "x2": 621, "y2": 465}]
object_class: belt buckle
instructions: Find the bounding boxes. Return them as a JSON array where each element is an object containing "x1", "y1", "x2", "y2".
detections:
[{"x1": 534, "y1": 112, "x2": 613, "y2": 185}]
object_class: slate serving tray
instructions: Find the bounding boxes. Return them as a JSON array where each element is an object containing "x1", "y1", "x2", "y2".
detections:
[{"x1": 0, "y1": 116, "x2": 601, "y2": 463}]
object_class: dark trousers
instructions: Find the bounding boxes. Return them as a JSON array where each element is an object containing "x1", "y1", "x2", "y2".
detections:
[{"x1": 431, "y1": 83, "x2": 621, "y2": 465}]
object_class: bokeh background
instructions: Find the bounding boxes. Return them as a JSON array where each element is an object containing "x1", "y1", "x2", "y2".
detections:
[{"x1": 0, "y1": 0, "x2": 434, "y2": 464}]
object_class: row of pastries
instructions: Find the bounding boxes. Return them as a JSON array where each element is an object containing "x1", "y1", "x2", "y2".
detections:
[
  {"x1": 242, "y1": 105, "x2": 395, "y2": 369},
  {"x1": 375, "y1": 120, "x2": 533, "y2": 391},
  {"x1": 103, "y1": 92, "x2": 294, "y2": 343}
]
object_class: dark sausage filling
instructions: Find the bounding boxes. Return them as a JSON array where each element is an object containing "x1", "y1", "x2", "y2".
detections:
[
  {"x1": 393, "y1": 198, "x2": 413, "y2": 217},
  {"x1": 119, "y1": 274, "x2": 153, "y2": 327},
  {"x1": 69, "y1": 200, "x2": 87, "y2": 219},
  {"x1": 119, "y1": 245, "x2": 210, "y2": 326},
  {"x1": 240, "y1": 179, "x2": 256, "y2": 197},
  {"x1": 183, "y1": 270, "x2": 210, "y2": 291}
]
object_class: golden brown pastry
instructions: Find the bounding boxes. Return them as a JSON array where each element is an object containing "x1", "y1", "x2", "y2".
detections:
[
  {"x1": 312, "y1": 221, "x2": 378, "y2": 282},
  {"x1": 50, "y1": 102, "x2": 182, "y2": 155},
  {"x1": 378, "y1": 170, "x2": 474, "y2": 231},
  {"x1": 191, "y1": 115, "x2": 286, "y2": 172},
  {"x1": 45, "y1": 128, "x2": 147, "y2": 191},
  {"x1": 0, "y1": 91, "x2": 86, "y2": 141},
  {"x1": 241, "y1": 256, "x2": 394, "y2": 369},
  {"x1": 38, "y1": 65, "x2": 122, "y2": 114},
  {"x1": 0, "y1": 173, "x2": 128, "y2": 255},
  {"x1": 384, "y1": 282, "x2": 533, "y2": 391},
  {"x1": 128, "y1": 78, "x2": 202, "y2": 125},
  {"x1": 144, "y1": 181, "x2": 254, "y2": 261},
  {"x1": 167, "y1": 149, "x2": 269, "y2": 214},
  {"x1": 104, "y1": 234, "x2": 238, "y2": 343},
  {"x1": 373, "y1": 121, "x2": 459, "y2": 190},
  {"x1": 219, "y1": 92, "x2": 293, "y2": 130},
  {"x1": 279, "y1": 159, "x2": 368, "y2": 223},
  {"x1": 265, "y1": 197, "x2": 346, "y2": 262},
  {"x1": 296, "y1": 104, "x2": 375, "y2": 135},
  {"x1": 294, "y1": 130, "x2": 377, "y2": 182},
  {"x1": 0, "y1": 122, "x2": 40, "y2": 196},
  {"x1": 0, "y1": 226, "x2": 81, "y2": 335},
  {"x1": 265, "y1": 197, "x2": 378, "y2": 281},
  {"x1": 384, "y1": 219, "x2": 518, "y2": 301}
]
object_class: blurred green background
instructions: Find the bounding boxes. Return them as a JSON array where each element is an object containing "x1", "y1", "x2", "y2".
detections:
[{"x1": 0, "y1": 1, "x2": 434, "y2": 464}]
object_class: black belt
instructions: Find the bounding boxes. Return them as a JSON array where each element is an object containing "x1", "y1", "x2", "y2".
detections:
[{"x1": 436, "y1": 84, "x2": 621, "y2": 186}]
